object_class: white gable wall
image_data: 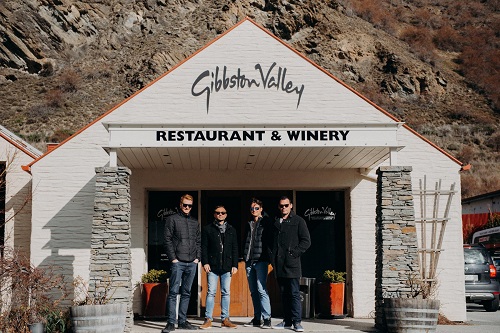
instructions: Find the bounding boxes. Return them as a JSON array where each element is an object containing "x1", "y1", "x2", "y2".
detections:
[
  {"x1": 394, "y1": 129, "x2": 465, "y2": 321},
  {"x1": 111, "y1": 21, "x2": 393, "y2": 124},
  {"x1": 0, "y1": 137, "x2": 35, "y2": 258},
  {"x1": 28, "y1": 19, "x2": 465, "y2": 320}
]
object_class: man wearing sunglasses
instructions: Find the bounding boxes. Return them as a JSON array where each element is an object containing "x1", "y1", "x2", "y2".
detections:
[
  {"x1": 162, "y1": 194, "x2": 201, "y2": 333},
  {"x1": 243, "y1": 198, "x2": 273, "y2": 329},
  {"x1": 270, "y1": 196, "x2": 310, "y2": 332},
  {"x1": 200, "y1": 205, "x2": 239, "y2": 329}
]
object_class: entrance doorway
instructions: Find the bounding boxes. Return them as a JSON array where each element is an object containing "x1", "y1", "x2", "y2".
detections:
[
  {"x1": 200, "y1": 190, "x2": 291, "y2": 317},
  {"x1": 296, "y1": 191, "x2": 346, "y2": 278},
  {"x1": 147, "y1": 191, "x2": 199, "y2": 316},
  {"x1": 146, "y1": 189, "x2": 346, "y2": 317}
]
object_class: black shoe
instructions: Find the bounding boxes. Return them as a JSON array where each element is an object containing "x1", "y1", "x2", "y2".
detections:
[
  {"x1": 162, "y1": 322, "x2": 176, "y2": 333},
  {"x1": 262, "y1": 318, "x2": 272, "y2": 329},
  {"x1": 178, "y1": 321, "x2": 198, "y2": 330},
  {"x1": 244, "y1": 318, "x2": 262, "y2": 327}
]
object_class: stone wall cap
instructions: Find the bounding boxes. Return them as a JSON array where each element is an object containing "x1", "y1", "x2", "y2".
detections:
[{"x1": 377, "y1": 166, "x2": 413, "y2": 172}]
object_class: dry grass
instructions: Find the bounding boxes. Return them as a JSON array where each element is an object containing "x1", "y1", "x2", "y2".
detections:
[
  {"x1": 438, "y1": 313, "x2": 466, "y2": 325},
  {"x1": 347, "y1": 0, "x2": 500, "y2": 110}
]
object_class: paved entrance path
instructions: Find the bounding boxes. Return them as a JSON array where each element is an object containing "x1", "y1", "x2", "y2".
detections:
[
  {"x1": 132, "y1": 316, "x2": 489, "y2": 333},
  {"x1": 132, "y1": 317, "x2": 377, "y2": 332}
]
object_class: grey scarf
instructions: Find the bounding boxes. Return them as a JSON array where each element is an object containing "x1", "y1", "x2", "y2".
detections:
[{"x1": 214, "y1": 220, "x2": 227, "y2": 233}]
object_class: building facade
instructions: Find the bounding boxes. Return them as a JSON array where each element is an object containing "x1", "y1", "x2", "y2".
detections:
[
  {"x1": 23, "y1": 19, "x2": 466, "y2": 321},
  {"x1": 0, "y1": 125, "x2": 41, "y2": 258}
]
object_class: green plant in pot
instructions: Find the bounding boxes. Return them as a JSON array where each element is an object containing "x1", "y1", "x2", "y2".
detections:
[
  {"x1": 322, "y1": 270, "x2": 346, "y2": 283},
  {"x1": 141, "y1": 269, "x2": 169, "y2": 318},
  {"x1": 141, "y1": 269, "x2": 168, "y2": 284},
  {"x1": 317, "y1": 269, "x2": 347, "y2": 318}
]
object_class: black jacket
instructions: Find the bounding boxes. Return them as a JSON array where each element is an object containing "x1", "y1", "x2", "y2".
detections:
[
  {"x1": 269, "y1": 211, "x2": 311, "y2": 278},
  {"x1": 243, "y1": 214, "x2": 272, "y2": 263},
  {"x1": 201, "y1": 221, "x2": 239, "y2": 272},
  {"x1": 164, "y1": 212, "x2": 201, "y2": 262}
]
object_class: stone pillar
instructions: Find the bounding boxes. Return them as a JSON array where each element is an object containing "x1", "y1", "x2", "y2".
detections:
[
  {"x1": 90, "y1": 167, "x2": 133, "y2": 332},
  {"x1": 375, "y1": 166, "x2": 419, "y2": 330}
]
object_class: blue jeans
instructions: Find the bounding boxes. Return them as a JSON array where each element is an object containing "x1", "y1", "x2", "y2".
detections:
[
  {"x1": 277, "y1": 277, "x2": 301, "y2": 324},
  {"x1": 205, "y1": 270, "x2": 232, "y2": 320},
  {"x1": 166, "y1": 261, "x2": 197, "y2": 324},
  {"x1": 246, "y1": 261, "x2": 271, "y2": 320}
]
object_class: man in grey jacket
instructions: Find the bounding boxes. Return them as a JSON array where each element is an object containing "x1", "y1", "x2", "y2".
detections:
[{"x1": 162, "y1": 194, "x2": 201, "y2": 333}]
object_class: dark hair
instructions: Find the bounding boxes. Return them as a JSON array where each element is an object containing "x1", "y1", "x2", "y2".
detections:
[
  {"x1": 214, "y1": 205, "x2": 225, "y2": 212},
  {"x1": 279, "y1": 196, "x2": 291, "y2": 202},
  {"x1": 251, "y1": 197, "x2": 263, "y2": 207}
]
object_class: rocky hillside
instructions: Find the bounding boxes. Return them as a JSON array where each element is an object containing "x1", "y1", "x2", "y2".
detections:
[{"x1": 0, "y1": 0, "x2": 498, "y2": 198}]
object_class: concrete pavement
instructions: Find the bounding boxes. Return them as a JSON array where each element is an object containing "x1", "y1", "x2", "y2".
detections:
[
  {"x1": 132, "y1": 317, "x2": 377, "y2": 332},
  {"x1": 131, "y1": 316, "x2": 488, "y2": 333}
]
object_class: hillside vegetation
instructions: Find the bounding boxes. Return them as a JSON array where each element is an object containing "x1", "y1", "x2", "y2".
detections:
[{"x1": 0, "y1": 0, "x2": 498, "y2": 198}]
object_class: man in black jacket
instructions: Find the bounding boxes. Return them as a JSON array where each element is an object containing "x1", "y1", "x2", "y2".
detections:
[
  {"x1": 270, "y1": 196, "x2": 311, "y2": 332},
  {"x1": 162, "y1": 194, "x2": 201, "y2": 333},
  {"x1": 199, "y1": 205, "x2": 239, "y2": 330},
  {"x1": 243, "y1": 198, "x2": 273, "y2": 329}
]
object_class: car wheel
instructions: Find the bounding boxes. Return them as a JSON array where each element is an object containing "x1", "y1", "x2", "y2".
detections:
[{"x1": 482, "y1": 297, "x2": 499, "y2": 312}]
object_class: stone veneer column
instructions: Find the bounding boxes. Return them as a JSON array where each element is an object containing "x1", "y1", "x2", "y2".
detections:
[
  {"x1": 375, "y1": 166, "x2": 419, "y2": 330},
  {"x1": 89, "y1": 167, "x2": 133, "y2": 332}
]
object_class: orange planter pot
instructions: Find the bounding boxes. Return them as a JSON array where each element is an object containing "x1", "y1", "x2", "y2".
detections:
[
  {"x1": 142, "y1": 282, "x2": 168, "y2": 318},
  {"x1": 317, "y1": 282, "x2": 345, "y2": 317}
]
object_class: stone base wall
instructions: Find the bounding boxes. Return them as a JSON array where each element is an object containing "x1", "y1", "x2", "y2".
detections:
[
  {"x1": 89, "y1": 167, "x2": 133, "y2": 332},
  {"x1": 375, "y1": 166, "x2": 419, "y2": 329}
]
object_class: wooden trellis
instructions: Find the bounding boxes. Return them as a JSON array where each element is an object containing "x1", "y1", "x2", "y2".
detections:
[{"x1": 413, "y1": 176, "x2": 456, "y2": 284}]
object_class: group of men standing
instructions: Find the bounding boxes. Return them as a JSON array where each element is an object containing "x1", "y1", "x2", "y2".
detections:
[{"x1": 161, "y1": 194, "x2": 311, "y2": 333}]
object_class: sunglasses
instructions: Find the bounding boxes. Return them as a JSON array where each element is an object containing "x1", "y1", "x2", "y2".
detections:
[
  {"x1": 215, "y1": 211, "x2": 227, "y2": 215},
  {"x1": 250, "y1": 207, "x2": 261, "y2": 211},
  {"x1": 182, "y1": 203, "x2": 193, "y2": 208},
  {"x1": 279, "y1": 204, "x2": 290, "y2": 208}
]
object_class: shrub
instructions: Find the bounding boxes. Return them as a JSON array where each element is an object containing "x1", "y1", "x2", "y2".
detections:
[
  {"x1": 58, "y1": 69, "x2": 80, "y2": 92},
  {"x1": 44, "y1": 309, "x2": 71, "y2": 333},
  {"x1": 27, "y1": 104, "x2": 53, "y2": 123},
  {"x1": 141, "y1": 269, "x2": 168, "y2": 283},
  {"x1": 73, "y1": 276, "x2": 115, "y2": 306},
  {"x1": 0, "y1": 248, "x2": 69, "y2": 332},
  {"x1": 322, "y1": 270, "x2": 346, "y2": 283},
  {"x1": 456, "y1": 145, "x2": 476, "y2": 163},
  {"x1": 49, "y1": 129, "x2": 73, "y2": 143},
  {"x1": 399, "y1": 26, "x2": 437, "y2": 63},
  {"x1": 460, "y1": 173, "x2": 482, "y2": 199},
  {"x1": 433, "y1": 25, "x2": 462, "y2": 52},
  {"x1": 26, "y1": 132, "x2": 45, "y2": 143},
  {"x1": 485, "y1": 132, "x2": 500, "y2": 150},
  {"x1": 45, "y1": 89, "x2": 64, "y2": 108}
]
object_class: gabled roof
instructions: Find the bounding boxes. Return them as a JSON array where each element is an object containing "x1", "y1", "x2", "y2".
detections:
[
  {"x1": 0, "y1": 125, "x2": 42, "y2": 159},
  {"x1": 23, "y1": 17, "x2": 462, "y2": 171}
]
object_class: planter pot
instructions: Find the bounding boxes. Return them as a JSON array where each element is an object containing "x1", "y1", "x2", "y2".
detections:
[
  {"x1": 384, "y1": 298, "x2": 440, "y2": 333},
  {"x1": 70, "y1": 303, "x2": 127, "y2": 333},
  {"x1": 28, "y1": 322, "x2": 45, "y2": 333},
  {"x1": 142, "y1": 282, "x2": 168, "y2": 318},
  {"x1": 317, "y1": 282, "x2": 345, "y2": 318}
]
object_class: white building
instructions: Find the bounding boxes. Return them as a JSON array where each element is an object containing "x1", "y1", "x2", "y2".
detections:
[
  {"x1": 0, "y1": 125, "x2": 42, "y2": 258},
  {"x1": 22, "y1": 19, "x2": 466, "y2": 321}
]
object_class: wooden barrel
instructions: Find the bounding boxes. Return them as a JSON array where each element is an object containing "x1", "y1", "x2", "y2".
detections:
[
  {"x1": 384, "y1": 298, "x2": 440, "y2": 333},
  {"x1": 70, "y1": 303, "x2": 126, "y2": 333}
]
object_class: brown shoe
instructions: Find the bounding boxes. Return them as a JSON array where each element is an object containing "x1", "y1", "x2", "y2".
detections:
[
  {"x1": 200, "y1": 318, "x2": 212, "y2": 330},
  {"x1": 221, "y1": 318, "x2": 237, "y2": 329}
]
